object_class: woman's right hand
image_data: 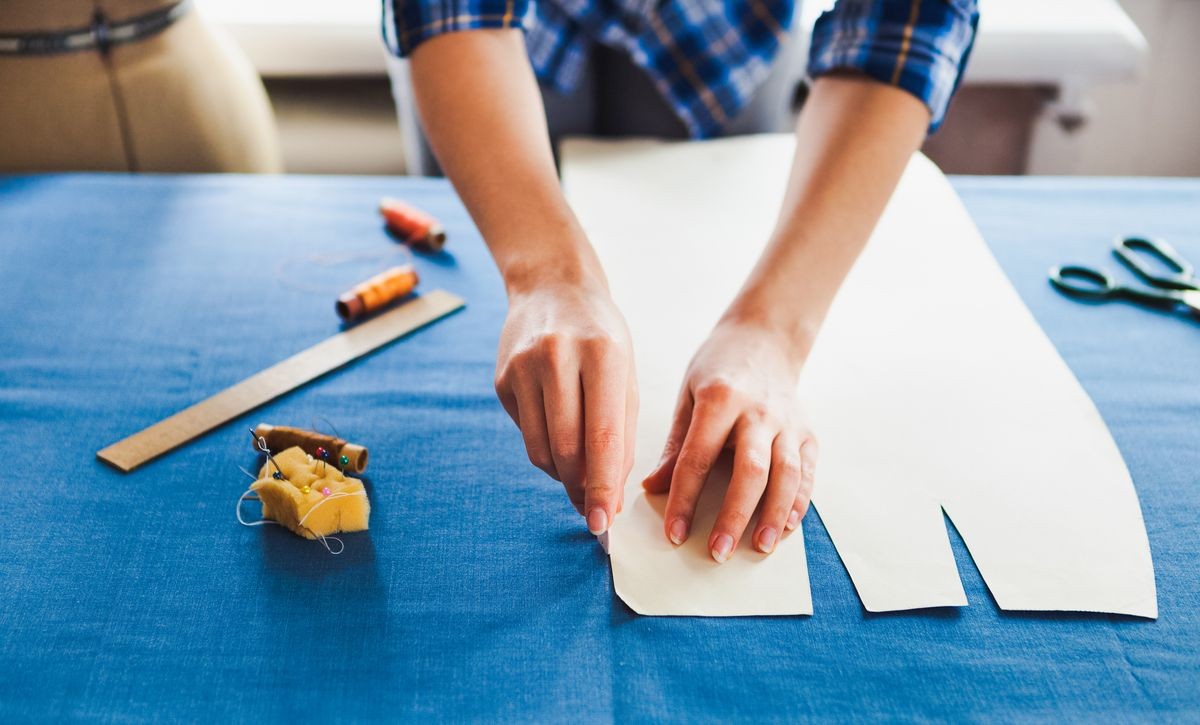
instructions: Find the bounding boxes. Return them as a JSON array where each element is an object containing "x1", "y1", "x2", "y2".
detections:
[
  {"x1": 493, "y1": 278, "x2": 638, "y2": 536},
  {"x1": 409, "y1": 30, "x2": 638, "y2": 535}
]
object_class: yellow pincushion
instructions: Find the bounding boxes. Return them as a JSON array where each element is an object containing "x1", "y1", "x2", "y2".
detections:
[{"x1": 250, "y1": 446, "x2": 370, "y2": 539}]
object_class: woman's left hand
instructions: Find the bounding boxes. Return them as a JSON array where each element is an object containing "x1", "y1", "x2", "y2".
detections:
[{"x1": 641, "y1": 318, "x2": 817, "y2": 562}]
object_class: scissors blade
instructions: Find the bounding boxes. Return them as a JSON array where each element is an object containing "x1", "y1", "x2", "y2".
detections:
[{"x1": 1182, "y1": 290, "x2": 1200, "y2": 316}]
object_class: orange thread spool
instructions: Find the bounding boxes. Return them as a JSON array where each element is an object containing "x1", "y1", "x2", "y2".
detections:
[
  {"x1": 336, "y1": 265, "x2": 419, "y2": 321},
  {"x1": 379, "y1": 197, "x2": 447, "y2": 252}
]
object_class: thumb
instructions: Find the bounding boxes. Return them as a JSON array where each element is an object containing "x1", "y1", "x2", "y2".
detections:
[{"x1": 642, "y1": 392, "x2": 693, "y2": 493}]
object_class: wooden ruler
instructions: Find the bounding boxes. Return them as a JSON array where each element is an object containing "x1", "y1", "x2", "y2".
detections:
[{"x1": 97, "y1": 289, "x2": 466, "y2": 473}]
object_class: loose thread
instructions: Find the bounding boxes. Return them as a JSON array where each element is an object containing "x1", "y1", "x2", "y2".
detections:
[
  {"x1": 236, "y1": 489, "x2": 275, "y2": 528},
  {"x1": 316, "y1": 535, "x2": 345, "y2": 555},
  {"x1": 315, "y1": 416, "x2": 343, "y2": 441},
  {"x1": 313, "y1": 417, "x2": 349, "y2": 475},
  {"x1": 296, "y1": 491, "x2": 367, "y2": 528},
  {"x1": 235, "y1": 487, "x2": 367, "y2": 555}
]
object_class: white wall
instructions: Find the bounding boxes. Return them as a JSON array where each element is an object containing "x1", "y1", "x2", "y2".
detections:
[{"x1": 1029, "y1": 0, "x2": 1200, "y2": 176}]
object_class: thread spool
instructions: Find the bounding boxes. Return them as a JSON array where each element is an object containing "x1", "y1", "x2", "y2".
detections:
[
  {"x1": 336, "y1": 264, "x2": 419, "y2": 322},
  {"x1": 250, "y1": 424, "x2": 369, "y2": 474},
  {"x1": 380, "y1": 197, "x2": 446, "y2": 252}
]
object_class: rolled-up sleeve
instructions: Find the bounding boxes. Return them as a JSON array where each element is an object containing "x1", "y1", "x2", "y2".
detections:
[
  {"x1": 382, "y1": 0, "x2": 535, "y2": 57},
  {"x1": 806, "y1": 0, "x2": 979, "y2": 133}
]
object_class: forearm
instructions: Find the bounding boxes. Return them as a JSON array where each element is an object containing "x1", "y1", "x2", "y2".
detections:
[
  {"x1": 723, "y1": 74, "x2": 930, "y2": 366},
  {"x1": 408, "y1": 29, "x2": 605, "y2": 295}
]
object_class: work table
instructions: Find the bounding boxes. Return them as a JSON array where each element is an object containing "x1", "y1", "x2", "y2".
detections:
[{"x1": 0, "y1": 172, "x2": 1196, "y2": 720}]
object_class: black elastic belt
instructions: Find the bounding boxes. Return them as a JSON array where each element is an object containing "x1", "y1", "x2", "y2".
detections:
[{"x1": 0, "y1": 1, "x2": 191, "y2": 56}]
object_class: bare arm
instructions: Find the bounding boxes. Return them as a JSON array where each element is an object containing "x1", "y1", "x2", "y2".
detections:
[
  {"x1": 730, "y1": 74, "x2": 930, "y2": 356},
  {"x1": 644, "y1": 75, "x2": 931, "y2": 560},
  {"x1": 409, "y1": 29, "x2": 596, "y2": 292},
  {"x1": 410, "y1": 30, "x2": 636, "y2": 535},
  {"x1": 411, "y1": 30, "x2": 930, "y2": 557}
]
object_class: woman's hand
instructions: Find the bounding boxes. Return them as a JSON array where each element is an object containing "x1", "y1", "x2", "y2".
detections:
[
  {"x1": 642, "y1": 318, "x2": 816, "y2": 562},
  {"x1": 410, "y1": 30, "x2": 637, "y2": 535},
  {"x1": 494, "y1": 279, "x2": 638, "y2": 535}
]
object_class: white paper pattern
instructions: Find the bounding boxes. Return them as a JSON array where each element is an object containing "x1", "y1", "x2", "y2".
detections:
[{"x1": 562, "y1": 135, "x2": 1156, "y2": 618}]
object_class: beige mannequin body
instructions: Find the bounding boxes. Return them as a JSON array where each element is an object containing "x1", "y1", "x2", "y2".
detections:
[{"x1": 0, "y1": 0, "x2": 281, "y2": 172}]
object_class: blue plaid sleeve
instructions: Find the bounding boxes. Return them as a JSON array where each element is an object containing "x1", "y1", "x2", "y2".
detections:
[
  {"x1": 382, "y1": 0, "x2": 535, "y2": 57},
  {"x1": 806, "y1": 0, "x2": 979, "y2": 133}
]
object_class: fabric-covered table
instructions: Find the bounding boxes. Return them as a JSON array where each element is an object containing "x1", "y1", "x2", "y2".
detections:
[{"x1": 1, "y1": 173, "x2": 1197, "y2": 721}]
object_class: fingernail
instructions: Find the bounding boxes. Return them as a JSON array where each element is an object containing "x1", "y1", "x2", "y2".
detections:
[
  {"x1": 587, "y1": 508, "x2": 609, "y2": 535},
  {"x1": 757, "y1": 527, "x2": 778, "y2": 554},
  {"x1": 710, "y1": 534, "x2": 734, "y2": 563},
  {"x1": 668, "y1": 517, "x2": 688, "y2": 545},
  {"x1": 786, "y1": 509, "x2": 801, "y2": 531}
]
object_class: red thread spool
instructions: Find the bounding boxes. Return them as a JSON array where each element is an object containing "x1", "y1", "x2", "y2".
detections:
[
  {"x1": 380, "y1": 197, "x2": 447, "y2": 252},
  {"x1": 336, "y1": 264, "x2": 420, "y2": 321}
]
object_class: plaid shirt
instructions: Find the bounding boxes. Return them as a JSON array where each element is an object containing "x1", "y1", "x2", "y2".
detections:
[{"x1": 383, "y1": 0, "x2": 979, "y2": 137}]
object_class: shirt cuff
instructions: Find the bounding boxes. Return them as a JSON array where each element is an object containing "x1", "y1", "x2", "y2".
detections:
[
  {"x1": 382, "y1": 0, "x2": 535, "y2": 57},
  {"x1": 806, "y1": 0, "x2": 980, "y2": 133}
]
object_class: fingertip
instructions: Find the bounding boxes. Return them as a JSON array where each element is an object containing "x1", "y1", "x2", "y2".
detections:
[
  {"x1": 586, "y1": 507, "x2": 609, "y2": 535},
  {"x1": 756, "y1": 526, "x2": 778, "y2": 554},
  {"x1": 785, "y1": 508, "x2": 802, "y2": 531},
  {"x1": 709, "y1": 533, "x2": 734, "y2": 563},
  {"x1": 666, "y1": 516, "x2": 688, "y2": 545},
  {"x1": 585, "y1": 477, "x2": 621, "y2": 517}
]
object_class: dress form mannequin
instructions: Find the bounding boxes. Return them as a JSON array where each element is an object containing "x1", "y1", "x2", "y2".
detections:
[{"x1": 0, "y1": 1, "x2": 282, "y2": 173}]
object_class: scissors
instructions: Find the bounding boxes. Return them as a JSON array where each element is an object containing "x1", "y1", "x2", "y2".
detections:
[{"x1": 1049, "y1": 236, "x2": 1200, "y2": 318}]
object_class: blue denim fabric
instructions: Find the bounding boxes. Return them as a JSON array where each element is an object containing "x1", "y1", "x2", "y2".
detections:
[{"x1": 0, "y1": 173, "x2": 1196, "y2": 721}]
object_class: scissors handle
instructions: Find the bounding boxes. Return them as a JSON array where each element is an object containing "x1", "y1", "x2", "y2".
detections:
[
  {"x1": 1050, "y1": 265, "x2": 1199, "y2": 312},
  {"x1": 1113, "y1": 236, "x2": 1199, "y2": 291},
  {"x1": 1049, "y1": 265, "x2": 1120, "y2": 300}
]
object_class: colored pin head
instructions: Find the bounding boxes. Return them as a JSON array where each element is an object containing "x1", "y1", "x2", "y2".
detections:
[{"x1": 339, "y1": 454, "x2": 349, "y2": 473}]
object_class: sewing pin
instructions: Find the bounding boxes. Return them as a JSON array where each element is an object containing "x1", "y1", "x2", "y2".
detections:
[
  {"x1": 316, "y1": 446, "x2": 329, "y2": 474},
  {"x1": 250, "y1": 428, "x2": 287, "y2": 482}
]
